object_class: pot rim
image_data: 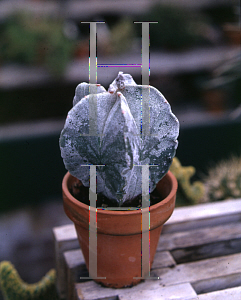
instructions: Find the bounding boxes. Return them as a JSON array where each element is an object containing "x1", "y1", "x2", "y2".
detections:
[{"x1": 62, "y1": 170, "x2": 177, "y2": 216}]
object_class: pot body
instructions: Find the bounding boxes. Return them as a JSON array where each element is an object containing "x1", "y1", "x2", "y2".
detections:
[{"x1": 62, "y1": 171, "x2": 177, "y2": 288}]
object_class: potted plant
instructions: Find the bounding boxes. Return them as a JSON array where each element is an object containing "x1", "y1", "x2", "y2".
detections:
[{"x1": 59, "y1": 72, "x2": 179, "y2": 288}]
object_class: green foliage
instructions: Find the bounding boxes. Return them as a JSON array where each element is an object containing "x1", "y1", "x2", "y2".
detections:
[
  {"x1": 0, "y1": 261, "x2": 59, "y2": 300},
  {"x1": 203, "y1": 155, "x2": 241, "y2": 202},
  {"x1": 0, "y1": 13, "x2": 74, "y2": 76},
  {"x1": 170, "y1": 157, "x2": 205, "y2": 206},
  {"x1": 137, "y1": 4, "x2": 211, "y2": 50}
]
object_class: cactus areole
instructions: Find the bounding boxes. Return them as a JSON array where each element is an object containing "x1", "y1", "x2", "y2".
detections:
[{"x1": 60, "y1": 72, "x2": 179, "y2": 206}]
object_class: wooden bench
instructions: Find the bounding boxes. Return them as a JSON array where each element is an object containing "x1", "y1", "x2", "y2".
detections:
[{"x1": 53, "y1": 199, "x2": 241, "y2": 300}]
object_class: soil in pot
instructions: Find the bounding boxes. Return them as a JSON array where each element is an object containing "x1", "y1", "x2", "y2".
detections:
[{"x1": 69, "y1": 177, "x2": 165, "y2": 208}]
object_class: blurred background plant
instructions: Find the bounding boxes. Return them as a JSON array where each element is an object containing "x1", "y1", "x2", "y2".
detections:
[
  {"x1": 207, "y1": 51, "x2": 241, "y2": 107},
  {"x1": 108, "y1": 17, "x2": 135, "y2": 54},
  {"x1": 203, "y1": 155, "x2": 241, "y2": 202},
  {"x1": 170, "y1": 157, "x2": 205, "y2": 206},
  {"x1": 0, "y1": 261, "x2": 59, "y2": 300},
  {"x1": 135, "y1": 4, "x2": 218, "y2": 50},
  {"x1": 0, "y1": 12, "x2": 75, "y2": 77},
  {"x1": 198, "y1": 50, "x2": 241, "y2": 114}
]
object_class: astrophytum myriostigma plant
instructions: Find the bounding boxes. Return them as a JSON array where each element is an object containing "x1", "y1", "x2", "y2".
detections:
[{"x1": 60, "y1": 72, "x2": 179, "y2": 206}]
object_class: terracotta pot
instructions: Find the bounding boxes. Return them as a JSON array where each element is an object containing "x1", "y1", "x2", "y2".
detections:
[{"x1": 62, "y1": 171, "x2": 177, "y2": 288}]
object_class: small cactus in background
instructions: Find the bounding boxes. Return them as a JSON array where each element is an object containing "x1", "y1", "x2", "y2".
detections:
[
  {"x1": 203, "y1": 155, "x2": 241, "y2": 202},
  {"x1": 60, "y1": 72, "x2": 179, "y2": 206},
  {"x1": 170, "y1": 157, "x2": 205, "y2": 205},
  {"x1": 0, "y1": 261, "x2": 59, "y2": 300}
]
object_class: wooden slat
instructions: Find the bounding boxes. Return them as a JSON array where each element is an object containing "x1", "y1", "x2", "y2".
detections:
[
  {"x1": 75, "y1": 280, "x2": 119, "y2": 300},
  {"x1": 158, "y1": 222, "x2": 241, "y2": 263},
  {"x1": 53, "y1": 224, "x2": 77, "y2": 243},
  {"x1": 74, "y1": 253, "x2": 241, "y2": 300},
  {"x1": 151, "y1": 253, "x2": 241, "y2": 288},
  {"x1": 117, "y1": 282, "x2": 198, "y2": 300},
  {"x1": 193, "y1": 272, "x2": 241, "y2": 295},
  {"x1": 172, "y1": 238, "x2": 241, "y2": 264},
  {"x1": 159, "y1": 222, "x2": 241, "y2": 251},
  {"x1": 53, "y1": 224, "x2": 80, "y2": 299},
  {"x1": 198, "y1": 286, "x2": 241, "y2": 300},
  {"x1": 163, "y1": 199, "x2": 241, "y2": 233},
  {"x1": 75, "y1": 280, "x2": 198, "y2": 300},
  {"x1": 151, "y1": 251, "x2": 176, "y2": 269},
  {"x1": 63, "y1": 249, "x2": 89, "y2": 300}
]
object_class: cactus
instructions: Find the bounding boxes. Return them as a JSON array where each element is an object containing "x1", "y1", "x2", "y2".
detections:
[
  {"x1": 170, "y1": 157, "x2": 205, "y2": 205},
  {"x1": 203, "y1": 155, "x2": 241, "y2": 202},
  {"x1": 0, "y1": 261, "x2": 59, "y2": 300},
  {"x1": 60, "y1": 72, "x2": 179, "y2": 206}
]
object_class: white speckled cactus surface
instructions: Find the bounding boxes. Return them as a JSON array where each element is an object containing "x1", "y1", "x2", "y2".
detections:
[{"x1": 60, "y1": 72, "x2": 179, "y2": 206}]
